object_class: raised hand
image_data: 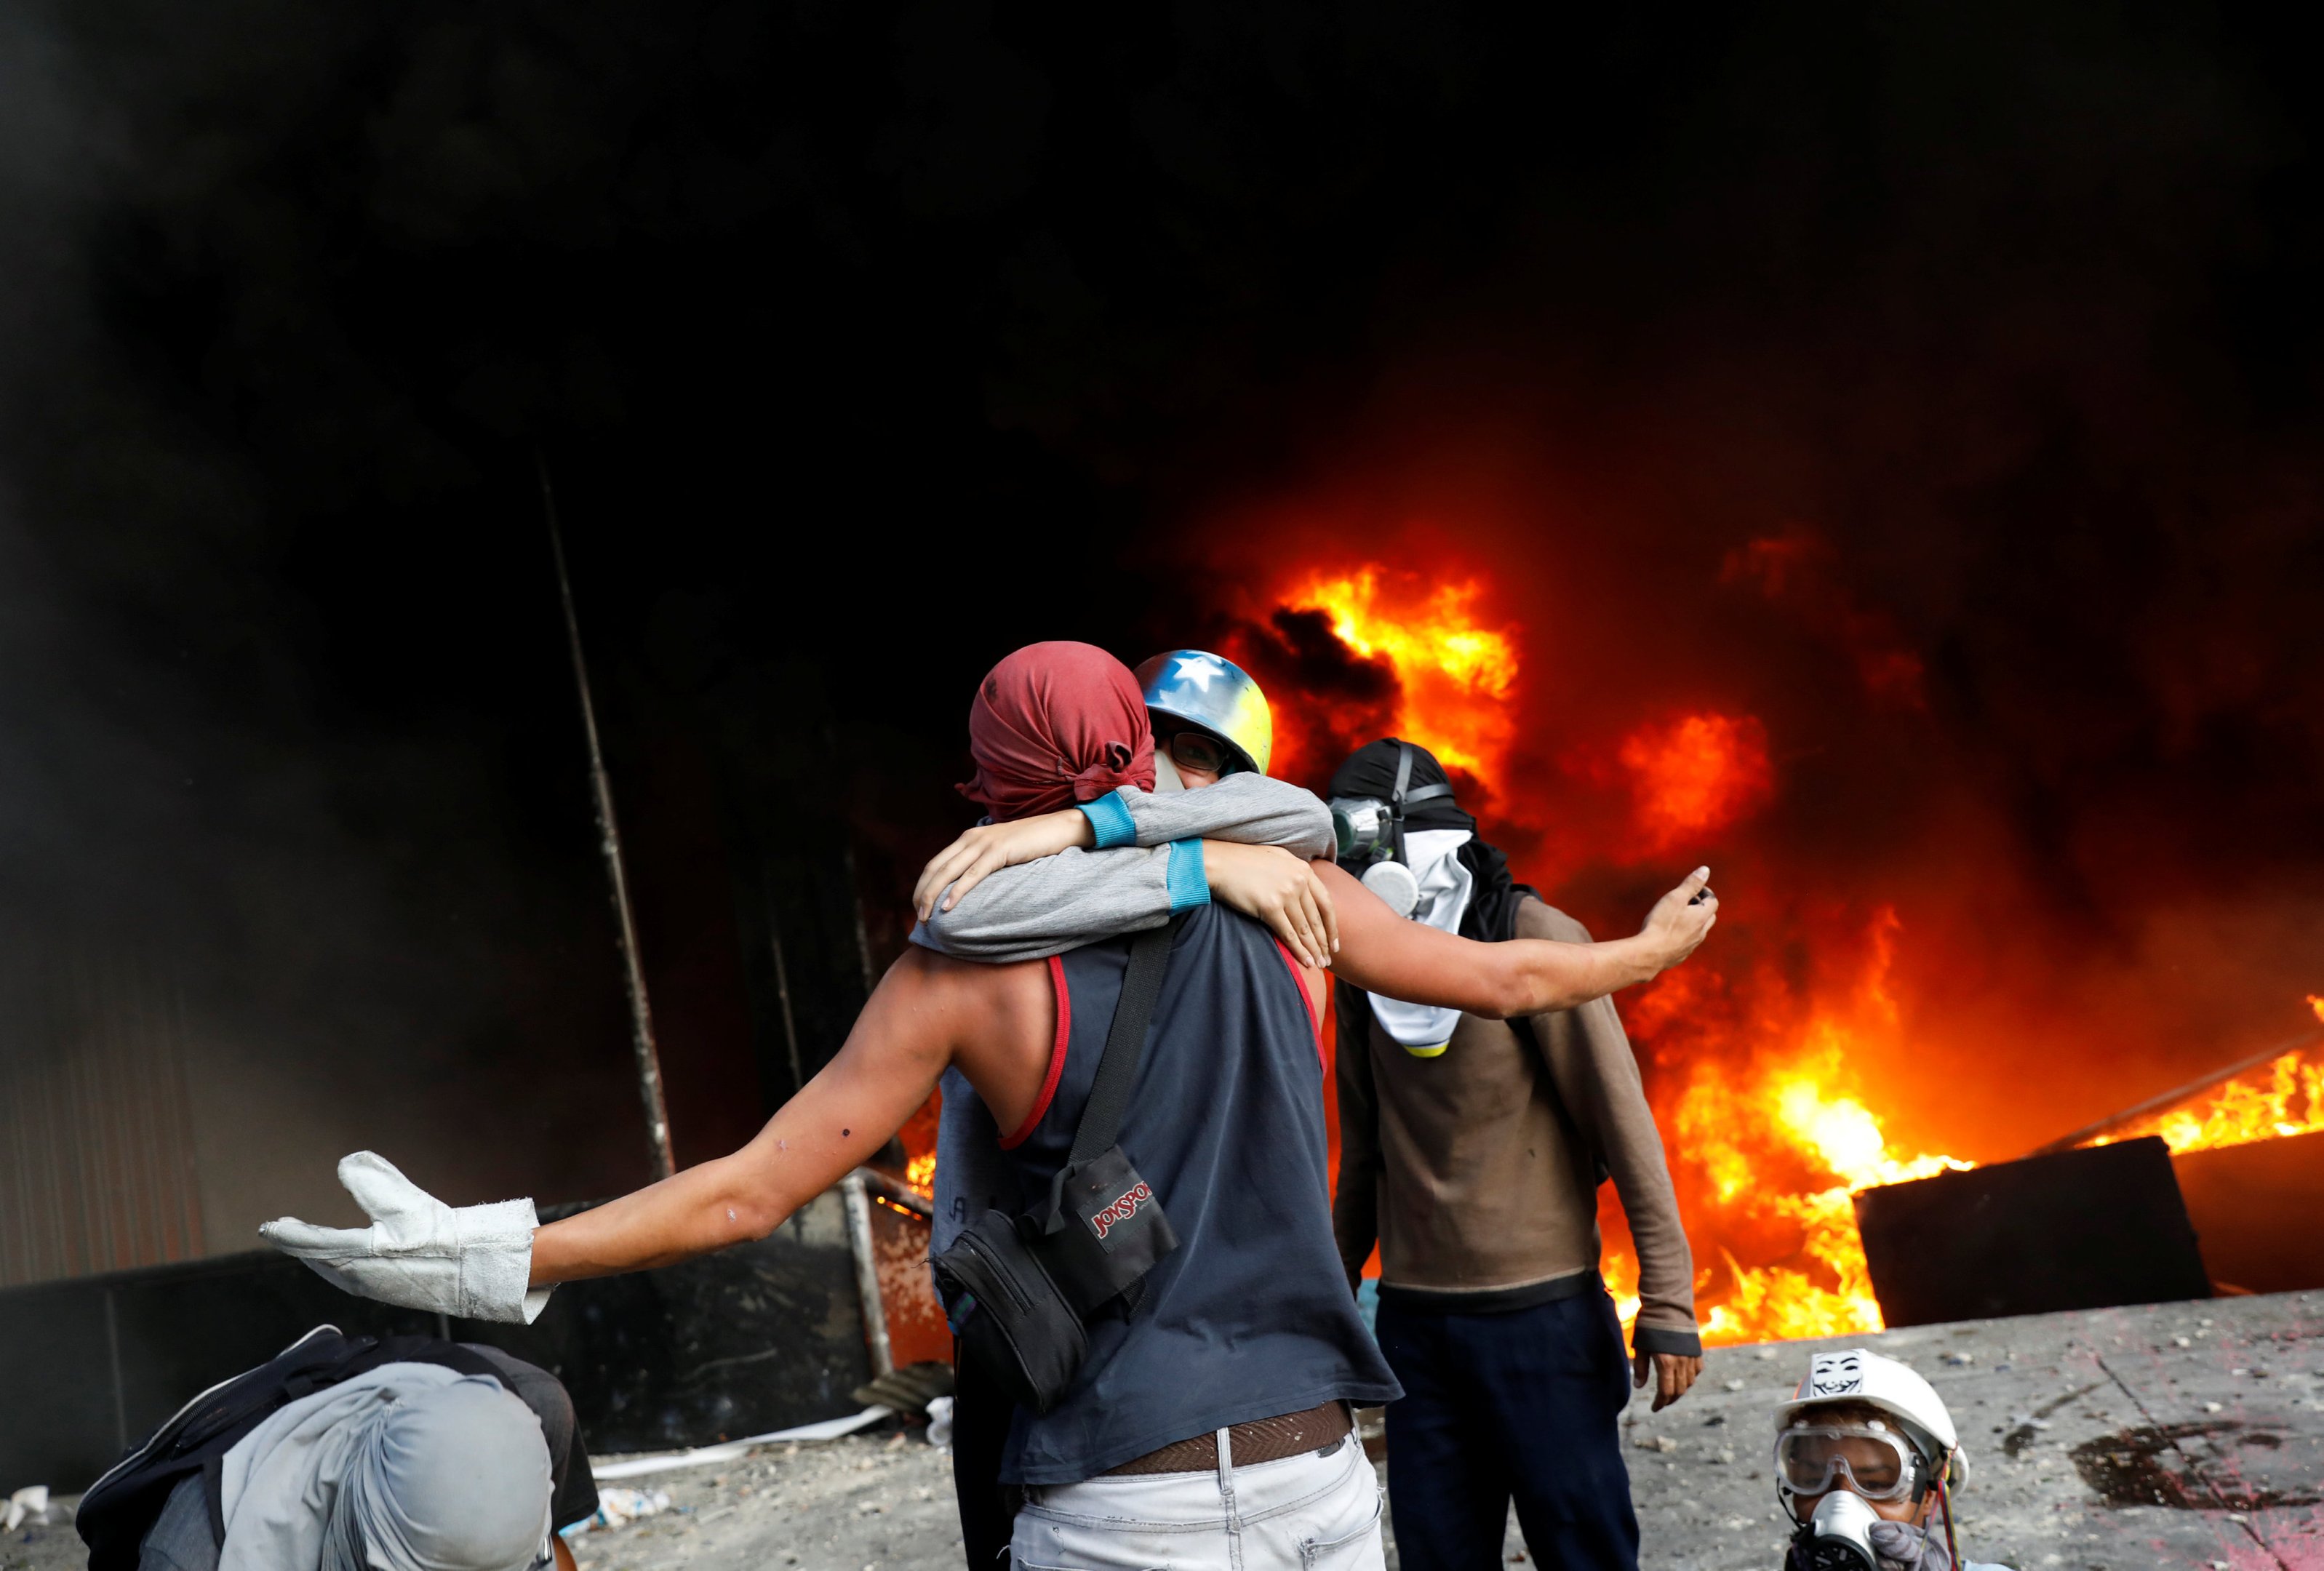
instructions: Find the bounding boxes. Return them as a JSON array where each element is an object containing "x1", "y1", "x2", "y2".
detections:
[
  {"x1": 1637, "y1": 866, "x2": 1718, "y2": 972},
  {"x1": 260, "y1": 1151, "x2": 551, "y2": 1324}
]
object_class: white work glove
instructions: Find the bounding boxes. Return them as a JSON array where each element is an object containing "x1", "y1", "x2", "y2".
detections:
[{"x1": 259, "y1": 1151, "x2": 554, "y2": 1325}]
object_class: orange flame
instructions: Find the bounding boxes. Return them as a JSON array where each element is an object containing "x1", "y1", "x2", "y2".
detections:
[
  {"x1": 1674, "y1": 1020, "x2": 1971, "y2": 1345},
  {"x1": 1593, "y1": 904, "x2": 1970, "y2": 1346},
  {"x1": 1282, "y1": 569, "x2": 1519, "y2": 782},
  {"x1": 1618, "y1": 713, "x2": 1774, "y2": 849},
  {"x1": 2096, "y1": 1050, "x2": 2324, "y2": 1156},
  {"x1": 1256, "y1": 561, "x2": 2320, "y2": 1348},
  {"x1": 906, "y1": 1148, "x2": 937, "y2": 1196}
]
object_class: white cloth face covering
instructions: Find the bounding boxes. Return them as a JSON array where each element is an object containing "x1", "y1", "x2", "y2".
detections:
[{"x1": 1366, "y1": 828, "x2": 1475, "y2": 1053}]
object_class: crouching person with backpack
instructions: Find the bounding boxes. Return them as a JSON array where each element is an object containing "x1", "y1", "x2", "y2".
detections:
[{"x1": 76, "y1": 1325, "x2": 596, "y2": 1571}]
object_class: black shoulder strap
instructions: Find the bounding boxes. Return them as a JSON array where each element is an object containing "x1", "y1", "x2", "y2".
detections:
[{"x1": 1069, "y1": 919, "x2": 1176, "y2": 1165}]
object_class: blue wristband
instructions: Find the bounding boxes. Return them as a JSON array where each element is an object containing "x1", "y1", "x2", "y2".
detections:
[
  {"x1": 1165, "y1": 839, "x2": 1210, "y2": 912},
  {"x1": 1079, "y1": 791, "x2": 1138, "y2": 850}
]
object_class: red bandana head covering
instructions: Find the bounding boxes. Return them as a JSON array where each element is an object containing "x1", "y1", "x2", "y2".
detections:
[{"x1": 958, "y1": 641, "x2": 1156, "y2": 821}]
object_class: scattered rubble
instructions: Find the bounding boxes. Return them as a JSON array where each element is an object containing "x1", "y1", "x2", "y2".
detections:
[
  {"x1": 1626, "y1": 1290, "x2": 2324, "y2": 1571},
  {"x1": 564, "y1": 1423, "x2": 965, "y2": 1571},
  {"x1": 9, "y1": 1291, "x2": 2315, "y2": 1571}
]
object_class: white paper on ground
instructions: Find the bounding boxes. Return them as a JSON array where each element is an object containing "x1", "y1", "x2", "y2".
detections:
[{"x1": 586, "y1": 1405, "x2": 894, "y2": 1481}]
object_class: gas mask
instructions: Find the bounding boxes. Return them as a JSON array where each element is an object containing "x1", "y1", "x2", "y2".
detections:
[
  {"x1": 1778, "y1": 1421, "x2": 1956, "y2": 1571},
  {"x1": 1791, "y1": 1489, "x2": 1884, "y2": 1571},
  {"x1": 1330, "y1": 741, "x2": 1455, "y2": 919}
]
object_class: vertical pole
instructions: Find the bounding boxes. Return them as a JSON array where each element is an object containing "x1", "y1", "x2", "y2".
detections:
[
  {"x1": 841, "y1": 842, "x2": 879, "y2": 996},
  {"x1": 165, "y1": 979, "x2": 207, "y2": 1260},
  {"x1": 828, "y1": 724, "x2": 880, "y2": 1002},
  {"x1": 839, "y1": 1172, "x2": 894, "y2": 1378},
  {"x1": 768, "y1": 927, "x2": 806, "y2": 1100},
  {"x1": 538, "y1": 454, "x2": 676, "y2": 1183},
  {"x1": 104, "y1": 1285, "x2": 127, "y2": 1453}
]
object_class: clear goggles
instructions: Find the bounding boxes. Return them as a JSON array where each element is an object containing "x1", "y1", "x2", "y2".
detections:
[{"x1": 1774, "y1": 1424, "x2": 1922, "y2": 1502}]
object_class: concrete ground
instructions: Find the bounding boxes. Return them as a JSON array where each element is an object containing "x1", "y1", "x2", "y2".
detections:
[
  {"x1": 1621, "y1": 1288, "x2": 2324, "y2": 1571},
  {"x1": 11, "y1": 1290, "x2": 2317, "y2": 1571}
]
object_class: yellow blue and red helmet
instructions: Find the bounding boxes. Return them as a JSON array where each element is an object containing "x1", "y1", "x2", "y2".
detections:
[{"x1": 1133, "y1": 649, "x2": 1273, "y2": 776}]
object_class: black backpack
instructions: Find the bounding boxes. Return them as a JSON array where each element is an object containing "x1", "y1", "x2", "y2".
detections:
[{"x1": 76, "y1": 1325, "x2": 504, "y2": 1571}]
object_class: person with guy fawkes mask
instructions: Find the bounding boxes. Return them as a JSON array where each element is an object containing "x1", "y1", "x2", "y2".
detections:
[
  {"x1": 1774, "y1": 1349, "x2": 2005, "y2": 1571},
  {"x1": 1328, "y1": 737, "x2": 1704, "y2": 1571}
]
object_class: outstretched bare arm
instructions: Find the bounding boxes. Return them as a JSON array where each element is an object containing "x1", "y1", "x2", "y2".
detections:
[
  {"x1": 530, "y1": 948, "x2": 1046, "y2": 1285},
  {"x1": 1322, "y1": 861, "x2": 1716, "y2": 1017}
]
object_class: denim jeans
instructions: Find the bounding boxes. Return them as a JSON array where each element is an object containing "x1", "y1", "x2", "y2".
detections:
[
  {"x1": 1375, "y1": 1287, "x2": 1640, "y2": 1571},
  {"x1": 1012, "y1": 1428, "x2": 1384, "y2": 1570}
]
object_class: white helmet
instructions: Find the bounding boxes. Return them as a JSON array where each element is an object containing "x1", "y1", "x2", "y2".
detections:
[{"x1": 1776, "y1": 1348, "x2": 1958, "y2": 1460}]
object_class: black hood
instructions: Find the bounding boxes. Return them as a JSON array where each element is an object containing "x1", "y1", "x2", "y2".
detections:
[{"x1": 1329, "y1": 738, "x2": 1536, "y2": 944}]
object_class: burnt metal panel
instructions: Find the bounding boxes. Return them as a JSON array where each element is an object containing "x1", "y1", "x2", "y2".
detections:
[
  {"x1": 2172, "y1": 1128, "x2": 2324, "y2": 1296},
  {"x1": 1853, "y1": 1137, "x2": 2211, "y2": 1327}
]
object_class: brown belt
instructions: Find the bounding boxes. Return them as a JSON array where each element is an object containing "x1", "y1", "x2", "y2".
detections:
[{"x1": 1105, "y1": 1400, "x2": 1353, "y2": 1476}]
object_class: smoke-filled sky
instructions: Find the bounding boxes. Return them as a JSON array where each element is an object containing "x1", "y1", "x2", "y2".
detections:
[{"x1": 0, "y1": 2, "x2": 2318, "y2": 1244}]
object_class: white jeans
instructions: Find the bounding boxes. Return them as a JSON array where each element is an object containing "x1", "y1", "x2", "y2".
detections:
[{"x1": 1012, "y1": 1427, "x2": 1385, "y2": 1571}]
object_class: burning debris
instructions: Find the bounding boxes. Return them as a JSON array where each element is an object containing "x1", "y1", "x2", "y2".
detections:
[
  {"x1": 2092, "y1": 1031, "x2": 2324, "y2": 1157},
  {"x1": 1217, "y1": 561, "x2": 1984, "y2": 1344},
  {"x1": 1159, "y1": 553, "x2": 2324, "y2": 1347}
]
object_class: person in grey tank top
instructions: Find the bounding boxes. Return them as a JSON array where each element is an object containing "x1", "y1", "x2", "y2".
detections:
[{"x1": 261, "y1": 641, "x2": 1720, "y2": 1571}]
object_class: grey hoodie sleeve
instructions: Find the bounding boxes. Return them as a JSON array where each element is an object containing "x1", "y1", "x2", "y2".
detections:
[
  {"x1": 911, "y1": 775, "x2": 1333, "y2": 964},
  {"x1": 910, "y1": 844, "x2": 1183, "y2": 963},
  {"x1": 1095, "y1": 774, "x2": 1334, "y2": 858}
]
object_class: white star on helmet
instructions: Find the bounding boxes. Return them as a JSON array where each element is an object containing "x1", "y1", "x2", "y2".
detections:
[{"x1": 1173, "y1": 653, "x2": 1228, "y2": 692}]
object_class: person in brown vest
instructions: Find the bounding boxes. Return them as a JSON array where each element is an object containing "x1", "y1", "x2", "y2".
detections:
[{"x1": 1327, "y1": 738, "x2": 1704, "y2": 1571}]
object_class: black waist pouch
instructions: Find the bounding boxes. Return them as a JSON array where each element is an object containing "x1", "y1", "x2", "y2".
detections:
[
  {"x1": 932, "y1": 1210, "x2": 1087, "y2": 1412},
  {"x1": 930, "y1": 924, "x2": 1180, "y2": 1414}
]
